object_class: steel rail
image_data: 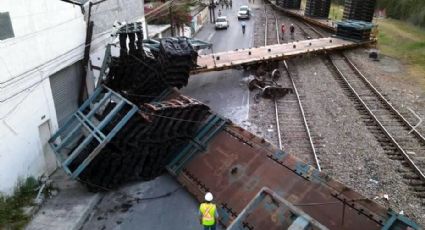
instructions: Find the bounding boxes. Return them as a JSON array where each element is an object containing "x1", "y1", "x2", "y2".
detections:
[
  {"x1": 265, "y1": 5, "x2": 320, "y2": 169},
  {"x1": 279, "y1": 14, "x2": 321, "y2": 170},
  {"x1": 264, "y1": 5, "x2": 268, "y2": 46},
  {"x1": 273, "y1": 99, "x2": 283, "y2": 150},
  {"x1": 282, "y1": 61, "x2": 321, "y2": 171},
  {"x1": 328, "y1": 56, "x2": 425, "y2": 181},
  {"x1": 343, "y1": 56, "x2": 425, "y2": 144},
  {"x1": 298, "y1": 16, "x2": 425, "y2": 181},
  {"x1": 273, "y1": 11, "x2": 425, "y2": 196},
  {"x1": 273, "y1": 12, "x2": 283, "y2": 150},
  {"x1": 301, "y1": 20, "x2": 326, "y2": 38},
  {"x1": 265, "y1": 5, "x2": 283, "y2": 150}
]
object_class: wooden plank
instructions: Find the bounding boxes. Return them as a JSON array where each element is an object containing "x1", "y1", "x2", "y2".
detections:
[{"x1": 192, "y1": 37, "x2": 367, "y2": 74}]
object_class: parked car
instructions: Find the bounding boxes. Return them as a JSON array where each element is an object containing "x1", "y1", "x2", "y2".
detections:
[
  {"x1": 237, "y1": 5, "x2": 250, "y2": 20},
  {"x1": 215, "y1": 16, "x2": 229, "y2": 29}
]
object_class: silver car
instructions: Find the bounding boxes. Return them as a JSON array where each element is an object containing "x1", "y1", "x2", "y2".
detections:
[
  {"x1": 237, "y1": 5, "x2": 250, "y2": 20},
  {"x1": 215, "y1": 16, "x2": 229, "y2": 29}
]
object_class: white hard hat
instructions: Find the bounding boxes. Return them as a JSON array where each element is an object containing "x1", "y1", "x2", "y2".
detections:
[{"x1": 205, "y1": 192, "x2": 213, "y2": 201}]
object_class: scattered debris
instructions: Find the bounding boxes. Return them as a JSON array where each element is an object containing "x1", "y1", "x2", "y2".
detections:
[
  {"x1": 248, "y1": 73, "x2": 293, "y2": 101},
  {"x1": 383, "y1": 194, "x2": 389, "y2": 200},
  {"x1": 369, "y1": 178, "x2": 379, "y2": 184},
  {"x1": 369, "y1": 49, "x2": 379, "y2": 61}
]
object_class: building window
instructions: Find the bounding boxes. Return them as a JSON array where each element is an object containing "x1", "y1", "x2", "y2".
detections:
[{"x1": 0, "y1": 12, "x2": 15, "y2": 40}]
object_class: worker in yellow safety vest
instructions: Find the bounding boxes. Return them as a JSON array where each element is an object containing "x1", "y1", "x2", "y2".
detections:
[{"x1": 199, "y1": 192, "x2": 219, "y2": 230}]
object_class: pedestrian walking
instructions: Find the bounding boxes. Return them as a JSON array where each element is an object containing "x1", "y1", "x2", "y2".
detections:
[
  {"x1": 226, "y1": 1, "x2": 229, "y2": 9},
  {"x1": 221, "y1": 1, "x2": 224, "y2": 9},
  {"x1": 229, "y1": 0, "x2": 232, "y2": 8},
  {"x1": 281, "y1": 23, "x2": 285, "y2": 40},
  {"x1": 199, "y1": 192, "x2": 219, "y2": 230},
  {"x1": 290, "y1": 24, "x2": 295, "y2": 39}
]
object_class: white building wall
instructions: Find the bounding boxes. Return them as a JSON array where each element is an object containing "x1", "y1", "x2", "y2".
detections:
[
  {"x1": 0, "y1": 0, "x2": 146, "y2": 195},
  {"x1": 0, "y1": 0, "x2": 86, "y2": 195}
]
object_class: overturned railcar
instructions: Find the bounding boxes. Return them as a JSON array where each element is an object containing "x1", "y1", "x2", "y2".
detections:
[{"x1": 49, "y1": 23, "x2": 420, "y2": 229}]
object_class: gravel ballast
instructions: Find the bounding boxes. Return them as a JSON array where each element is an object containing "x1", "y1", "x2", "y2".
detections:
[{"x1": 247, "y1": 1, "x2": 425, "y2": 225}]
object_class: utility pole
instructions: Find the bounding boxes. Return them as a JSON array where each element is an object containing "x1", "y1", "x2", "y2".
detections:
[
  {"x1": 209, "y1": 0, "x2": 214, "y2": 23},
  {"x1": 78, "y1": 0, "x2": 108, "y2": 104},
  {"x1": 209, "y1": 0, "x2": 213, "y2": 23},
  {"x1": 210, "y1": 0, "x2": 216, "y2": 23},
  {"x1": 169, "y1": 0, "x2": 175, "y2": 36}
]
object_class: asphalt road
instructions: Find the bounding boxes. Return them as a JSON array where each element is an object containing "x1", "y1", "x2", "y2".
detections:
[
  {"x1": 195, "y1": 0, "x2": 255, "y2": 53},
  {"x1": 182, "y1": 0, "x2": 257, "y2": 124},
  {"x1": 82, "y1": 0, "x2": 259, "y2": 229}
]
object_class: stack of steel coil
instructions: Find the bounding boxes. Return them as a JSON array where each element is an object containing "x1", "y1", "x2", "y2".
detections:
[
  {"x1": 76, "y1": 95, "x2": 210, "y2": 190},
  {"x1": 276, "y1": 0, "x2": 301, "y2": 9},
  {"x1": 158, "y1": 38, "x2": 198, "y2": 89},
  {"x1": 336, "y1": 20, "x2": 373, "y2": 41},
  {"x1": 304, "y1": 0, "x2": 331, "y2": 18},
  {"x1": 343, "y1": 0, "x2": 376, "y2": 22}
]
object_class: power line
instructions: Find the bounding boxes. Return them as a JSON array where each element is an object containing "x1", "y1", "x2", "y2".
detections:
[
  {"x1": 0, "y1": 79, "x2": 42, "y2": 120},
  {"x1": 8, "y1": 8, "x2": 79, "y2": 19},
  {"x1": 0, "y1": 34, "x2": 114, "y2": 117},
  {"x1": 145, "y1": 1, "x2": 172, "y2": 18},
  {"x1": 1, "y1": 0, "x2": 155, "y2": 86},
  {"x1": 0, "y1": 31, "x2": 113, "y2": 89},
  {"x1": 59, "y1": 0, "x2": 84, "y2": 6},
  {"x1": 0, "y1": 1, "x2": 119, "y2": 86},
  {"x1": 145, "y1": 1, "x2": 195, "y2": 21},
  {"x1": 0, "y1": 17, "x2": 86, "y2": 86}
]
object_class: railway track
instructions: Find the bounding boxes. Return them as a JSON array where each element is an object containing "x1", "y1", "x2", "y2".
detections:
[
  {"x1": 327, "y1": 54, "x2": 425, "y2": 199},
  {"x1": 295, "y1": 18, "x2": 425, "y2": 200},
  {"x1": 264, "y1": 5, "x2": 321, "y2": 170}
]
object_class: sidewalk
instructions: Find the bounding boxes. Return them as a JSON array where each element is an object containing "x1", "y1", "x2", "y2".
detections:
[{"x1": 26, "y1": 171, "x2": 103, "y2": 230}]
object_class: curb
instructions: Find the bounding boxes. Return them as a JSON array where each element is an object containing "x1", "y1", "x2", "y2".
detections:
[
  {"x1": 25, "y1": 192, "x2": 104, "y2": 230},
  {"x1": 72, "y1": 193, "x2": 103, "y2": 230}
]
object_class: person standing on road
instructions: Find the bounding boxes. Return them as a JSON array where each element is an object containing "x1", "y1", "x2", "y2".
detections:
[
  {"x1": 218, "y1": 9, "x2": 222, "y2": 17},
  {"x1": 229, "y1": 0, "x2": 232, "y2": 8},
  {"x1": 281, "y1": 23, "x2": 285, "y2": 40},
  {"x1": 290, "y1": 24, "x2": 295, "y2": 39},
  {"x1": 241, "y1": 21, "x2": 246, "y2": 34},
  {"x1": 199, "y1": 192, "x2": 219, "y2": 230}
]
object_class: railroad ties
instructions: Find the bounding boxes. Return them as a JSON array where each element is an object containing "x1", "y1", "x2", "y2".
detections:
[
  {"x1": 294, "y1": 10, "x2": 425, "y2": 203},
  {"x1": 327, "y1": 54, "x2": 425, "y2": 201}
]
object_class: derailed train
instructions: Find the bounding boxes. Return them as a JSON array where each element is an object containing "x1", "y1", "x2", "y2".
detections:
[{"x1": 49, "y1": 23, "x2": 421, "y2": 229}]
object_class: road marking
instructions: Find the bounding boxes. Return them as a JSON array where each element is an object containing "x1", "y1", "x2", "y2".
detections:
[{"x1": 207, "y1": 32, "x2": 216, "y2": 42}]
